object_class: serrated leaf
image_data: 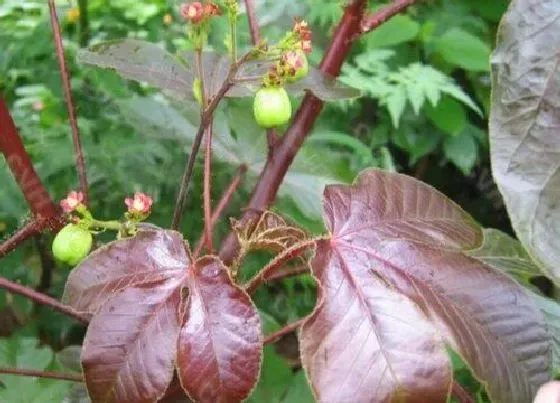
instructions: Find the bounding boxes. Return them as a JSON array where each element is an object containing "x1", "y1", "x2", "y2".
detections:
[
  {"x1": 176, "y1": 257, "x2": 262, "y2": 403},
  {"x1": 425, "y1": 96, "x2": 467, "y2": 136},
  {"x1": 490, "y1": 0, "x2": 560, "y2": 283},
  {"x1": 301, "y1": 170, "x2": 551, "y2": 403},
  {"x1": 78, "y1": 40, "x2": 194, "y2": 101},
  {"x1": 437, "y1": 28, "x2": 491, "y2": 72}
]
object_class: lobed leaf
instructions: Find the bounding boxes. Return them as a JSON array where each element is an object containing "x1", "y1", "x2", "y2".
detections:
[
  {"x1": 301, "y1": 239, "x2": 452, "y2": 402},
  {"x1": 177, "y1": 257, "x2": 262, "y2": 403},
  {"x1": 81, "y1": 283, "x2": 182, "y2": 403},
  {"x1": 63, "y1": 230, "x2": 189, "y2": 314},
  {"x1": 489, "y1": 0, "x2": 560, "y2": 283},
  {"x1": 301, "y1": 169, "x2": 551, "y2": 402},
  {"x1": 78, "y1": 40, "x2": 194, "y2": 101},
  {"x1": 287, "y1": 67, "x2": 362, "y2": 101}
]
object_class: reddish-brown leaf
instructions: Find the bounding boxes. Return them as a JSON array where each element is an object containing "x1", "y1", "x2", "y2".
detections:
[
  {"x1": 177, "y1": 257, "x2": 262, "y2": 403},
  {"x1": 302, "y1": 169, "x2": 551, "y2": 403},
  {"x1": 63, "y1": 230, "x2": 189, "y2": 313},
  {"x1": 301, "y1": 240, "x2": 452, "y2": 403},
  {"x1": 81, "y1": 282, "x2": 182, "y2": 403}
]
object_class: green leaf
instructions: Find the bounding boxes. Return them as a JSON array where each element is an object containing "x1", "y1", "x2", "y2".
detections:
[
  {"x1": 282, "y1": 371, "x2": 315, "y2": 403},
  {"x1": 366, "y1": 15, "x2": 420, "y2": 49},
  {"x1": 386, "y1": 86, "x2": 407, "y2": 128},
  {"x1": 0, "y1": 337, "x2": 72, "y2": 403},
  {"x1": 443, "y1": 130, "x2": 477, "y2": 174},
  {"x1": 425, "y1": 96, "x2": 467, "y2": 136},
  {"x1": 392, "y1": 124, "x2": 441, "y2": 164},
  {"x1": 247, "y1": 346, "x2": 293, "y2": 403},
  {"x1": 437, "y1": 28, "x2": 491, "y2": 72},
  {"x1": 78, "y1": 39, "x2": 195, "y2": 101},
  {"x1": 490, "y1": 0, "x2": 560, "y2": 283}
]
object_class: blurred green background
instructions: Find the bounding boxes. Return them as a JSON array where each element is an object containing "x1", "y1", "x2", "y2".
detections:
[{"x1": 0, "y1": 0, "x2": 509, "y2": 401}]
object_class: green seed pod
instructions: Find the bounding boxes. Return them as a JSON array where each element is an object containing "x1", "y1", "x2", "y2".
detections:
[
  {"x1": 253, "y1": 87, "x2": 292, "y2": 128},
  {"x1": 52, "y1": 224, "x2": 93, "y2": 266}
]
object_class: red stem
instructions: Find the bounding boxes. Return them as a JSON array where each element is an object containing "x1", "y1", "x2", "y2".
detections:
[
  {"x1": 193, "y1": 165, "x2": 247, "y2": 258},
  {"x1": 263, "y1": 318, "x2": 305, "y2": 345},
  {"x1": 243, "y1": 0, "x2": 260, "y2": 44},
  {"x1": 0, "y1": 220, "x2": 41, "y2": 259},
  {"x1": 451, "y1": 381, "x2": 475, "y2": 403},
  {"x1": 265, "y1": 265, "x2": 309, "y2": 283},
  {"x1": 358, "y1": 0, "x2": 419, "y2": 38},
  {"x1": 0, "y1": 277, "x2": 89, "y2": 324},
  {"x1": 0, "y1": 367, "x2": 83, "y2": 382},
  {"x1": 203, "y1": 123, "x2": 214, "y2": 254},
  {"x1": 48, "y1": 0, "x2": 89, "y2": 204},
  {"x1": 219, "y1": 0, "x2": 368, "y2": 263},
  {"x1": 245, "y1": 239, "x2": 315, "y2": 294},
  {"x1": 0, "y1": 97, "x2": 63, "y2": 234}
]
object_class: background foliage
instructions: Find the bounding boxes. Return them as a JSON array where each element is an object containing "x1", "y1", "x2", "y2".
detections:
[{"x1": 3, "y1": 0, "x2": 556, "y2": 402}]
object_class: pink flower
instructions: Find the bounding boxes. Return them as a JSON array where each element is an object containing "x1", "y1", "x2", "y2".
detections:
[
  {"x1": 283, "y1": 50, "x2": 305, "y2": 70},
  {"x1": 60, "y1": 191, "x2": 84, "y2": 213},
  {"x1": 181, "y1": 2, "x2": 204, "y2": 23},
  {"x1": 125, "y1": 192, "x2": 153, "y2": 215}
]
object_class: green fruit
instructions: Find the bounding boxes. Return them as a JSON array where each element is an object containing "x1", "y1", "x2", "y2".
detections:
[
  {"x1": 193, "y1": 78, "x2": 203, "y2": 106},
  {"x1": 286, "y1": 50, "x2": 309, "y2": 83},
  {"x1": 52, "y1": 224, "x2": 92, "y2": 266},
  {"x1": 253, "y1": 87, "x2": 292, "y2": 128}
]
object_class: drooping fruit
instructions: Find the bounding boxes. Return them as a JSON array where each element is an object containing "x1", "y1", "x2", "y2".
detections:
[
  {"x1": 52, "y1": 224, "x2": 93, "y2": 266},
  {"x1": 284, "y1": 50, "x2": 309, "y2": 82},
  {"x1": 253, "y1": 87, "x2": 292, "y2": 128}
]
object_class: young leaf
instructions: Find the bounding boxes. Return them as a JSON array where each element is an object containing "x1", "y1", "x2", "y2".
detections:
[
  {"x1": 81, "y1": 284, "x2": 182, "y2": 403},
  {"x1": 176, "y1": 257, "x2": 262, "y2": 403},
  {"x1": 78, "y1": 39, "x2": 194, "y2": 101},
  {"x1": 301, "y1": 170, "x2": 551, "y2": 403},
  {"x1": 490, "y1": 0, "x2": 560, "y2": 283}
]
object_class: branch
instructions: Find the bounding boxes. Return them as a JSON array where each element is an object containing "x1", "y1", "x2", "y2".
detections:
[
  {"x1": 265, "y1": 265, "x2": 309, "y2": 283},
  {"x1": 171, "y1": 51, "x2": 253, "y2": 230},
  {"x1": 0, "y1": 277, "x2": 89, "y2": 324},
  {"x1": 0, "y1": 367, "x2": 83, "y2": 382},
  {"x1": 219, "y1": 0, "x2": 368, "y2": 263},
  {"x1": 0, "y1": 220, "x2": 42, "y2": 259},
  {"x1": 48, "y1": 0, "x2": 89, "y2": 204},
  {"x1": 193, "y1": 164, "x2": 247, "y2": 258},
  {"x1": 243, "y1": 0, "x2": 260, "y2": 44},
  {"x1": 202, "y1": 123, "x2": 214, "y2": 253},
  {"x1": 357, "y1": 0, "x2": 419, "y2": 38},
  {"x1": 0, "y1": 97, "x2": 63, "y2": 236},
  {"x1": 451, "y1": 381, "x2": 476, "y2": 403},
  {"x1": 245, "y1": 240, "x2": 315, "y2": 294},
  {"x1": 263, "y1": 318, "x2": 305, "y2": 345}
]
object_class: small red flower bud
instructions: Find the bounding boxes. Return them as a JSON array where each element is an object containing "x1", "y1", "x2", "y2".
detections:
[
  {"x1": 60, "y1": 191, "x2": 85, "y2": 213},
  {"x1": 125, "y1": 192, "x2": 153, "y2": 215},
  {"x1": 301, "y1": 40, "x2": 312, "y2": 54},
  {"x1": 203, "y1": 2, "x2": 221, "y2": 17},
  {"x1": 181, "y1": 2, "x2": 204, "y2": 23}
]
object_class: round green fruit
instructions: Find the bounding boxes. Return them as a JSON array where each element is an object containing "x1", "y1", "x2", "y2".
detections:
[
  {"x1": 52, "y1": 224, "x2": 93, "y2": 266},
  {"x1": 253, "y1": 87, "x2": 292, "y2": 128}
]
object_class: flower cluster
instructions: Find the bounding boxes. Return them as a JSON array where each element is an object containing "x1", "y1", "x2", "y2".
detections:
[
  {"x1": 180, "y1": 1, "x2": 221, "y2": 24},
  {"x1": 60, "y1": 191, "x2": 85, "y2": 213},
  {"x1": 293, "y1": 19, "x2": 312, "y2": 54},
  {"x1": 125, "y1": 192, "x2": 153, "y2": 216}
]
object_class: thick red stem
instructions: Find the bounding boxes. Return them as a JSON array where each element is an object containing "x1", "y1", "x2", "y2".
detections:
[
  {"x1": 0, "y1": 97, "x2": 63, "y2": 237},
  {"x1": 219, "y1": 0, "x2": 367, "y2": 263}
]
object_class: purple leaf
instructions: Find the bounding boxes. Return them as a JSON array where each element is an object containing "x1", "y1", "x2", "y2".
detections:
[
  {"x1": 302, "y1": 169, "x2": 551, "y2": 402},
  {"x1": 81, "y1": 282, "x2": 182, "y2": 403},
  {"x1": 63, "y1": 230, "x2": 189, "y2": 314},
  {"x1": 177, "y1": 257, "x2": 262, "y2": 403}
]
